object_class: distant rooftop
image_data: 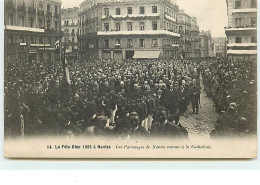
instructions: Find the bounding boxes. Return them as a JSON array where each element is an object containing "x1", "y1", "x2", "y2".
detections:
[{"x1": 61, "y1": 7, "x2": 79, "y2": 19}]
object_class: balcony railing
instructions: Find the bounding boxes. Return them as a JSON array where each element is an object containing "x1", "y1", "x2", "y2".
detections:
[
  {"x1": 152, "y1": 44, "x2": 158, "y2": 47},
  {"x1": 127, "y1": 44, "x2": 133, "y2": 48},
  {"x1": 225, "y1": 25, "x2": 257, "y2": 29},
  {"x1": 115, "y1": 43, "x2": 121, "y2": 47}
]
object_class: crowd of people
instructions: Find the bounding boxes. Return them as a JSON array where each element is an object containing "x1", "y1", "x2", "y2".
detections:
[
  {"x1": 201, "y1": 58, "x2": 257, "y2": 137},
  {"x1": 4, "y1": 56, "x2": 257, "y2": 139}
]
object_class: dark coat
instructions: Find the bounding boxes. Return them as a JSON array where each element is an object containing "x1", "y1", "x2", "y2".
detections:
[{"x1": 150, "y1": 120, "x2": 186, "y2": 138}]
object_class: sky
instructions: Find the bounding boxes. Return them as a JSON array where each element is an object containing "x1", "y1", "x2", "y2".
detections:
[{"x1": 61, "y1": 0, "x2": 228, "y2": 37}]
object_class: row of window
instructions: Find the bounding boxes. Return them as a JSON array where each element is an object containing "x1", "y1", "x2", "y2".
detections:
[
  {"x1": 7, "y1": 13, "x2": 59, "y2": 30},
  {"x1": 63, "y1": 20, "x2": 79, "y2": 26},
  {"x1": 64, "y1": 29, "x2": 77, "y2": 34},
  {"x1": 234, "y1": 0, "x2": 257, "y2": 9},
  {"x1": 104, "y1": 21, "x2": 157, "y2": 31},
  {"x1": 234, "y1": 17, "x2": 257, "y2": 27},
  {"x1": 7, "y1": 35, "x2": 58, "y2": 45},
  {"x1": 25, "y1": 1, "x2": 59, "y2": 14},
  {"x1": 103, "y1": 39, "x2": 159, "y2": 48},
  {"x1": 235, "y1": 37, "x2": 257, "y2": 43},
  {"x1": 104, "y1": 6, "x2": 157, "y2": 16}
]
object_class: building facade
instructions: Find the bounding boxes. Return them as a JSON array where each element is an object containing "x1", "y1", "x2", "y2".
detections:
[
  {"x1": 199, "y1": 31, "x2": 209, "y2": 58},
  {"x1": 203, "y1": 30, "x2": 214, "y2": 57},
  {"x1": 61, "y1": 7, "x2": 79, "y2": 58},
  {"x1": 190, "y1": 17, "x2": 200, "y2": 58},
  {"x1": 4, "y1": 0, "x2": 62, "y2": 64},
  {"x1": 225, "y1": 0, "x2": 257, "y2": 61},
  {"x1": 212, "y1": 37, "x2": 227, "y2": 58},
  {"x1": 78, "y1": 0, "x2": 180, "y2": 60},
  {"x1": 177, "y1": 10, "x2": 192, "y2": 58}
]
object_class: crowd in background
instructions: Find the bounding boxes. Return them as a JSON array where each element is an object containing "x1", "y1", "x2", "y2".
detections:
[
  {"x1": 4, "y1": 56, "x2": 257, "y2": 139},
  {"x1": 201, "y1": 58, "x2": 257, "y2": 137}
]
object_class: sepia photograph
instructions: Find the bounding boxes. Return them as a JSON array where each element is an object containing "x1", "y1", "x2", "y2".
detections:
[{"x1": 3, "y1": 0, "x2": 257, "y2": 158}]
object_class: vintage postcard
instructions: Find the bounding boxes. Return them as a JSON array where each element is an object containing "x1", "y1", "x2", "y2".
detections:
[{"x1": 4, "y1": 0, "x2": 257, "y2": 158}]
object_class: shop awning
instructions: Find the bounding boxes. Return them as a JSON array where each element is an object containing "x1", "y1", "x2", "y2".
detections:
[{"x1": 133, "y1": 50, "x2": 161, "y2": 59}]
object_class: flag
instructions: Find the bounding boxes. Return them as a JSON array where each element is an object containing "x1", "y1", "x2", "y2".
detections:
[{"x1": 65, "y1": 58, "x2": 71, "y2": 85}]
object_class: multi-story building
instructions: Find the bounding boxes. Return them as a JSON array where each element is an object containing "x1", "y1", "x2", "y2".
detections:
[
  {"x1": 61, "y1": 7, "x2": 79, "y2": 58},
  {"x1": 78, "y1": 0, "x2": 180, "y2": 60},
  {"x1": 199, "y1": 31, "x2": 209, "y2": 58},
  {"x1": 177, "y1": 10, "x2": 192, "y2": 58},
  {"x1": 203, "y1": 30, "x2": 214, "y2": 57},
  {"x1": 4, "y1": 0, "x2": 63, "y2": 64},
  {"x1": 190, "y1": 17, "x2": 200, "y2": 58},
  {"x1": 212, "y1": 37, "x2": 227, "y2": 58},
  {"x1": 225, "y1": 0, "x2": 257, "y2": 61}
]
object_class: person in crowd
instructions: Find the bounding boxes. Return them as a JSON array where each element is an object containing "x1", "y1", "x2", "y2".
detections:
[
  {"x1": 190, "y1": 81, "x2": 201, "y2": 114},
  {"x1": 150, "y1": 107, "x2": 187, "y2": 139}
]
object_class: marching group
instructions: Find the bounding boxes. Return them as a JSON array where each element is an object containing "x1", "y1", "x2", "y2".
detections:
[{"x1": 4, "y1": 56, "x2": 257, "y2": 139}]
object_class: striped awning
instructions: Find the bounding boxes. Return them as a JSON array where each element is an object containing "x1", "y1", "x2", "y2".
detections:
[{"x1": 133, "y1": 50, "x2": 161, "y2": 59}]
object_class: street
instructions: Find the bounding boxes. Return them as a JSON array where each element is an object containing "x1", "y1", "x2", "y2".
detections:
[{"x1": 180, "y1": 79, "x2": 218, "y2": 140}]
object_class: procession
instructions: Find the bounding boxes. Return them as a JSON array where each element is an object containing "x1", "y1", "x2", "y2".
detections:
[{"x1": 4, "y1": 56, "x2": 257, "y2": 140}]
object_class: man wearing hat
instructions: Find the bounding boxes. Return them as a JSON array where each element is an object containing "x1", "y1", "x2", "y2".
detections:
[
  {"x1": 130, "y1": 112, "x2": 150, "y2": 137},
  {"x1": 150, "y1": 107, "x2": 187, "y2": 139},
  {"x1": 190, "y1": 82, "x2": 200, "y2": 114}
]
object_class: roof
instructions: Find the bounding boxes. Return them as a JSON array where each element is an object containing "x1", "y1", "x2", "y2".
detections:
[
  {"x1": 61, "y1": 7, "x2": 79, "y2": 19},
  {"x1": 133, "y1": 50, "x2": 161, "y2": 59}
]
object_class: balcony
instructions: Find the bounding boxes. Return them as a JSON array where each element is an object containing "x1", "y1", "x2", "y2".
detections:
[
  {"x1": 225, "y1": 26, "x2": 257, "y2": 35},
  {"x1": 227, "y1": 43, "x2": 257, "y2": 47},
  {"x1": 115, "y1": 43, "x2": 121, "y2": 47},
  {"x1": 165, "y1": 14, "x2": 177, "y2": 22},
  {"x1": 97, "y1": 30, "x2": 180, "y2": 38},
  {"x1": 101, "y1": 13, "x2": 160, "y2": 20},
  {"x1": 127, "y1": 44, "x2": 133, "y2": 48},
  {"x1": 232, "y1": 8, "x2": 257, "y2": 14},
  {"x1": 227, "y1": 49, "x2": 257, "y2": 55},
  {"x1": 152, "y1": 44, "x2": 158, "y2": 47}
]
